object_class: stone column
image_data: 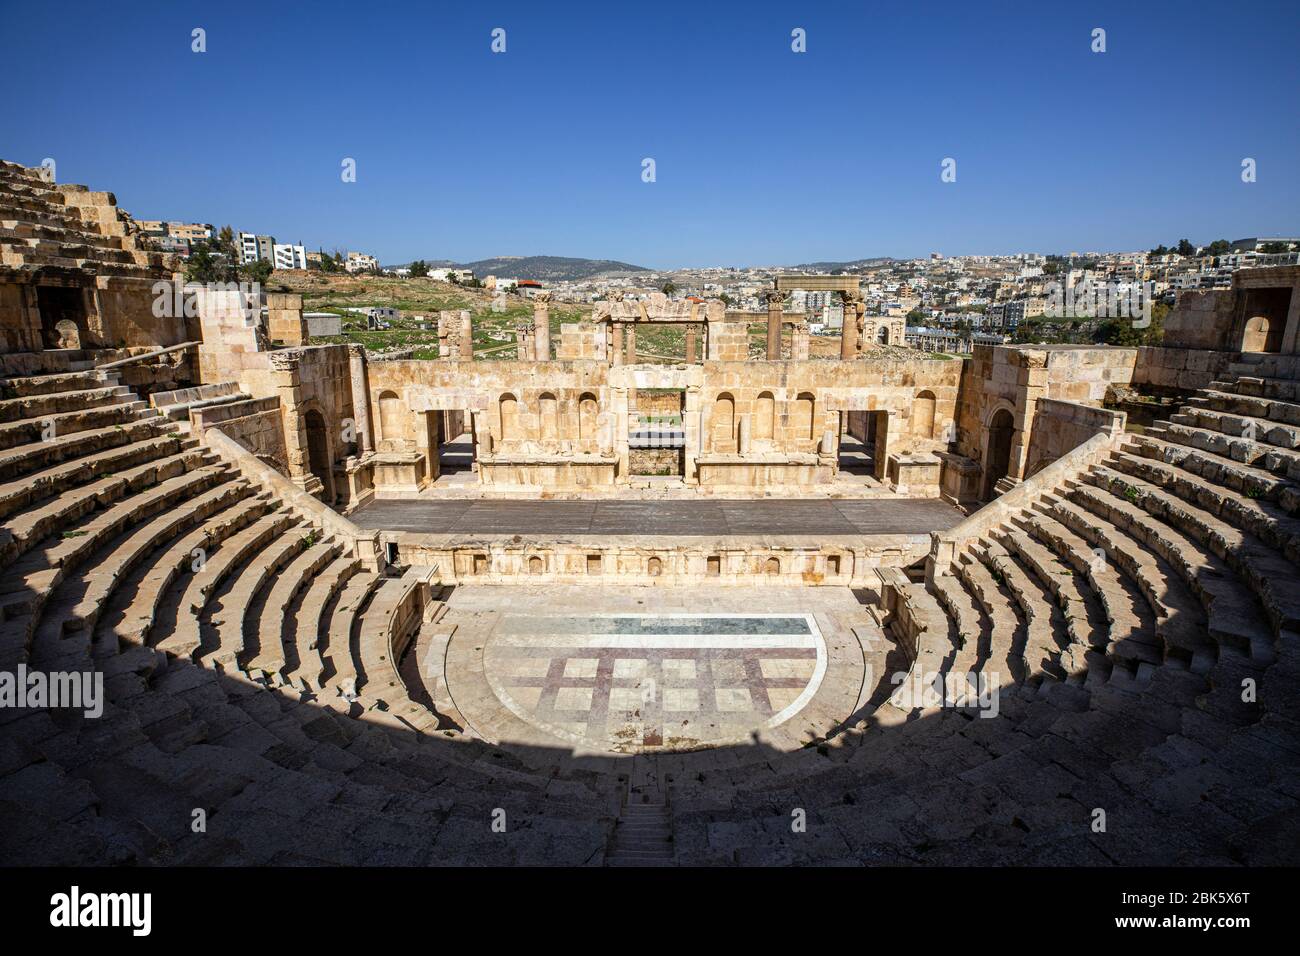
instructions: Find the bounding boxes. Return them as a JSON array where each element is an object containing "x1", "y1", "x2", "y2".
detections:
[
  {"x1": 765, "y1": 290, "x2": 784, "y2": 360},
  {"x1": 625, "y1": 325, "x2": 637, "y2": 364},
  {"x1": 841, "y1": 295, "x2": 862, "y2": 359},
  {"x1": 738, "y1": 414, "x2": 752, "y2": 455},
  {"x1": 516, "y1": 322, "x2": 534, "y2": 360},
  {"x1": 459, "y1": 310, "x2": 473, "y2": 361},
  {"x1": 532, "y1": 292, "x2": 551, "y2": 360},
  {"x1": 792, "y1": 321, "x2": 810, "y2": 360},
  {"x1": 347, "y1": 344, "x2": 374, "y2": 455},
  {"x1": 685, "y1": 324, "x2": 698, "y2": 364},
  {"x1": 609, "y1": 323, "x2": 623, "y2": 365}
]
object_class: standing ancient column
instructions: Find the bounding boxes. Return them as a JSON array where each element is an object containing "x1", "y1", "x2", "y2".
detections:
[
  {"x1": 625, "y1": 324, "x2": 637, "y2": 364},
  {"x1": 609, "y1": 323, "x2": 623, "y2": 365},
  {"x1": 532, "y1": 291, "x2": 551, "y2": 360},
  {"x1": 684, "y1": 324, "x2": 698, "y2": 364},
  {"x1": 458, "y1": 310, "x2": 473, "y2": 361},
  {"x1": 765, "y1": 290, "x2": 784, "y2": 360},
  {"x1": 347, "y1": 344, "x2": 374, "y2": 455},
  {"x1": 840, "y1": 294, "x2": 861, "y2": 359}
]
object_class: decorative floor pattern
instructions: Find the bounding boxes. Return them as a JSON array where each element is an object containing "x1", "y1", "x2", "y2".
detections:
[{"x1": 484, "y1": 614, "x2": 828, "y2": 752}]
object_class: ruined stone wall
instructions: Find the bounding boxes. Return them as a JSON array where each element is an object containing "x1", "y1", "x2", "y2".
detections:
[
  {"x1": 1163, "y1": 289, "x2": 1238, "y2": 351},
  {"x1": 1133, "y1": 345, "x2": 1239, "y2": 392},
  {"x1": 954, "y1": 345, "x2": 1135, "y2": 495},
  {"x1": 1023, "y1": 397, "x2": 1126, "y2": 478},
  {"x1": 397, "y1": 532, "x2": 929, "y2": 587},
  {"x1": 556, "y1": 323, "x2": 606, "y2": 360},
  {"x1": 364, "y1": 355, "x2": 962, "y2": 491},
  {"x1": 192, "y1": 398, "x2": 287, "y2": 473}
]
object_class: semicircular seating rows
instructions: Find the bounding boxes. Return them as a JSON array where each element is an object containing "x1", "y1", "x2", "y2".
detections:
[{"x1": 0, "y1": 363, "x2": 1297, "y2": 865}]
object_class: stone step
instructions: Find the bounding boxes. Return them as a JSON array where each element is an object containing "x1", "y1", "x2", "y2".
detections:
[
  {"x1": 955, "y1": 548, "x2": 1026, "y2": 682},
  {"x1": 1072, "y1": 472, "x2": 1275, "y2": 661},
  {"x1": 1035, "y1": 494, "x2": 1215, "y2": 673},
  {"x1": 0, "y1": 432, "x2": 182, "y2": 522},
  {"x1": 1098, "y1": 456, "x2": 1300, "y2": 637},
  {"x1": 30, "y1": 477, "x2": 254, "y2": 654},
  {"x1": 0, "y1": 370, "x2": 111, "y2": 398},
  {"x1": 94, "y1": 492, "x2": 274, "y2": 650},
  {"x1": 0, "y1": 399, "x2": 149, "y2": 452},
  {"x1": 242, "y1": 537, "x2": 344, "y2": 679},
  {"x1": 0, "y1": 384, "x2": 132, "y2": 424},
  {"x1": 320, "y1": 572, "x2": 383, "y2": 701},
  {"x1": 0, "y1": 446, "x2": 209, "y2": 568},
  {"x1": 969, "y1": 541, "x2": 1067, "y2": 683},
  {"x1": 200, "y1": 523, "x2": 311, "y2": 671},
  {"x1": 0, "y1": 417, "x2": 168, "y2": 484},
  {"x1": 286, "y1": 554, "x2": 362, "y2": 691},
  {"x1": 1147, "y1": 419, "x2": 1300, "y2": 485},
  {"x1": 1014, "y1": 509, "x2": 1160, "y2": 670},
  {"x1": 154, "y1": 510, "x2": 296, "y2": 660},
  {"x1": 988, "y1": 524, "x2": 1102, "y2": 681}
]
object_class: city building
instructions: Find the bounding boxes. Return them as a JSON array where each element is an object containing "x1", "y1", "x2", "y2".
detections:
[{"x1": 273, "y1": 243, "x2": 307, "y2": 271}]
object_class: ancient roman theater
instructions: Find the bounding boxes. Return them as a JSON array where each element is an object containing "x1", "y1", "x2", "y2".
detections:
[{"x1": 1, "y1": 157, "x2": 1297, "y2": 866}]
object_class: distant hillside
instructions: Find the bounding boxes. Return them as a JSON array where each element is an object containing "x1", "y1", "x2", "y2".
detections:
[
  {"x1": 791, "y1": 257, "x2": 896, "y2": 272},
  {"x1": 393, "y1": 255, "x2": 651, "y2": 281}
]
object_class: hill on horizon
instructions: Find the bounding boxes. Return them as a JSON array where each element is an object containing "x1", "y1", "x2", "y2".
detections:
[{"x1": 392, "y1": 255, "x2": 651, "y2": 281}]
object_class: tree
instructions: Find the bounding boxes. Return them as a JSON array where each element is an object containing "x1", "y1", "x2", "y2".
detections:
[
  {"x1": 1203, "y1": 239, "x2": 1231, "y2": 257},
  {"x1": 661, "y1": 281, "x2": 677, "y2": 296},
  {"x1": 1149, "y1": 244, "x2": 1169, "y2": 257},
  {"x1": 1176, "y1": 239, "x2": 1196, "y2": 257},
  {"x1": 184, "y1": 240, "x2": 236, "y2": 284},
  {"x1": 409, "y1": 260, "x2": 429, "y2": 277},
  {"x1": 240, "y1": 258, "x2": 273, "y2": 286},
  {"x1": 1260, "y1": 241, "x2": 1288, "y2": 254}
]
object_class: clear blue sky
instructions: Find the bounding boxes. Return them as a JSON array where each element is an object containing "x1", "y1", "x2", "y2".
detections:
[{"x1": 3, "y1": 0, "x2": 1297, "y2": 268}]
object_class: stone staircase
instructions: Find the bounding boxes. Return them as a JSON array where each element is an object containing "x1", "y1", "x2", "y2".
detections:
[
  {"x1": 0, "y1": 160, "x2": 170, "y2": 279},
  {"x1": 605, "y1": 758, "x2": 674, "y2": 866}
]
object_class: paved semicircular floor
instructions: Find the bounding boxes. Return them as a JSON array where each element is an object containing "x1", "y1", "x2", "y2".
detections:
[{"x1": 437, "y1": 585, "x2": 876, "y2": 756}]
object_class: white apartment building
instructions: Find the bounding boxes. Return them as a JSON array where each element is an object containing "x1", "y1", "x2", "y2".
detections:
[{"x1": 273, "y1": 243, "x2": 307, "y2": 270}]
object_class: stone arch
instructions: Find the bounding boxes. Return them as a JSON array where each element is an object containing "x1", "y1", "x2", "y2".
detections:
[
  {"x1": 793, "y1": 392, "x2": 816, "y2": 441},
  {"x1": 983, "y1": 406, "x2": 1015, "y2": 500},
  {"x1": 528, "y1": 555, "x2": 543, "y2": 575},
  {"x1": 712, "y1": 392, "x2": 736, "y2": 451},
  {"x1": 754, "y1": 391, "x2": 775, "y2": 441},
  {"x1": 304, "y1": 408, "x2": 334, "y2": 502},
  {"x1": 378, "y1": 390, "x2": 404, "y2": 442},
  {"x1": 539, "y1": 392, "x2": 559, "y2": 440},
  {"x1": 647, "y1": 556, "x2": 663, "y2": 577},
  {"x1": 1242, "y1": 314, "x2": 1282, "y2": 353},
  {"x1": 499, "y1": 393, "x2": 520, "y2": 441},
  {"x1": 913, "y1": 390, "x2": 937, "y2": 439},
  {"x1": 578, "y1": 392, "x2": 599, "y2": 441},
  {"x1": 764, "y1": 556, "x2": 781, "y2": 575}
]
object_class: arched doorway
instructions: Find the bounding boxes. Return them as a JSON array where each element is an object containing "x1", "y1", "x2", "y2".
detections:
[
  {"x1": 983, "y1": 408, "x2": 1014, "y2": 500},
  {"x1": 711, "y1": 393, "x2": 735, "y2": 452},
  {"x1": 305, "y1": 409, "x2": 334, "y2": 502},
  {"x1": 913, "y1": 390, "x2": 936, "y2": 439},
  {"x1": 754, "y1": 392, "x2": 775, "y2": 441},
  {"x1": 378, "y1": 390, "x2": 403, "y2": 442}
]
